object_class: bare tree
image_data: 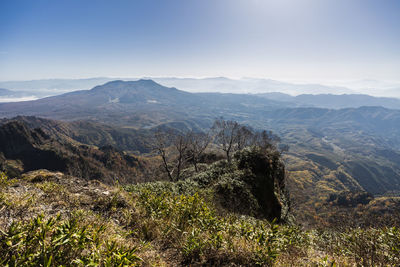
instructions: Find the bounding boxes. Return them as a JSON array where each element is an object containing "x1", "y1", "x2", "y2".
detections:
[
  {"x1": 154, "y1": 129, "x2": 189, "y2": 181},
  {"x1": 212, "y1": 118, "x2": 243, "y2": 163},
  {"x1": 172, "y1": 133, "x2": 189, "y2": 181},
  {"x1": 212, "y1": 118, "x2": 286, "y2": 162},
  {"x1": 155, "y1": 118, "x2": 285, "y2": 180},
  {"x1": 186, "y1": 131, "x2": 211, "y2": 172},
  {"x1": 253, "y1": 130, "x2": 281, "y2": 152},
  {"x1": 154, "y1": 129, "x2": 174, "y2": 181},
  {"x1": 237, "y1": 125, "x2": 254, "y2": 150}
]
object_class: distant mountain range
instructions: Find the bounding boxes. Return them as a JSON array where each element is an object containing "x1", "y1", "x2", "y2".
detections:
[
  {"x1": 0, "y1": 77, "x2": 351, "y2": 94},
  {"x1": 153, "y1": 77, "x2": 357, "y2": 95},
  {"x1": 1, "y1": 79, "x2": 399, "y2": 125},
  {"x1": 0, "y1": 78, "x2": 113, "y2": 97},
  {"x1": 0, "y1": 79, "x2": 285, "y2": 127},
  {"x1": 1, "y1": 77, "x2": 399, "y2": 98},
  {"x1": 0, "y1": 88, "x2": 38, "y2": 103},
  {"x1": 0, "y1": 80, "x2": 399, "y2": 138},
  {"x1": 0, "y1": 88, "x2": 30, "y2": 97},
  {"x1": 0, "y1": 88, "x2": 14, "y2": 96},
  {"x1": 258, "y1": 93, "x2": 400, "y2": 110}
]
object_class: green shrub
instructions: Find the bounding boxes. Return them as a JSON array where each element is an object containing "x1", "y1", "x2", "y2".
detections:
[
  {"x1": 382, "y1": 227, "x2": 400, "y2": 264},
  {"x1": 0, "y1": 171, "x2": 9, "y2": 187},
  {"x1": 0, "y1": 213, "x2": 142, "y2": 266}
]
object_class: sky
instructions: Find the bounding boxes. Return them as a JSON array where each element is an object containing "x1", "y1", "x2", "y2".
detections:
[{"x1": 0, "y1": 0, "x2": 399, "y2": 83}]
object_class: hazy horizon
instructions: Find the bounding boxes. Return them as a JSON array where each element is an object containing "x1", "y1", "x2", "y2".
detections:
[
  {"x1": 1, "y1": 76, "x2": 400, "y2": 101},
  {"x1": 1, "y1": 75, "x2": 400, "y2": 85}
]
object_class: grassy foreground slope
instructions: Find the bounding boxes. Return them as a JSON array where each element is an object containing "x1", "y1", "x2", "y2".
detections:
[{"x1": 1, "y1": 158, "x2": 400, "y2": 265}]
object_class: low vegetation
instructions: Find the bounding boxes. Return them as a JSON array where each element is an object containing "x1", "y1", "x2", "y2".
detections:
[
  {"x1": 0, "y1": 213, "x2": 142, "y2": 266},
  {"x1": 1, "y1": 165, "x2": 400, "y2": 266}
]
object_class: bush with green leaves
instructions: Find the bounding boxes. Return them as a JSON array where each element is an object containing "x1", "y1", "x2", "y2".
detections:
[
  {"x1": 3, "y1": 163, "x2": 400, "y2": 265},
  {"x1": 0, "y1": 213, "x2": 141, "y2": 266},
  {"x1": 130, "y1": 184, "x2": 283, "y2": 265},
  {"x1": 310, "y1": 226, "x2": 400, "y2": 266},
  {"x1": 0, "y1": 171, "x2": 9, "y2": 187}
]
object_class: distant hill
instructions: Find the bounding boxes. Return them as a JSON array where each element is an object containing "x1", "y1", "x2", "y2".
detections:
[
  {"x1": 0, "y1": 116, "x2": 154, "y2": 153},
  {"x1": 0, "y1": 120, "x2": 149, "y2": 184},
  {"x1": 258, "y1": 93, "x2": 400, "y2": 110},
  {"x1": 0, "y1": 88, "x2": 28, "y2": 97},
  {"x1": 153, "y1": 77, "x2": 354, "y2": 95},
  {"x1": 0, "y1": 78, "x2": 114, "y2": 97},
  {"x1": 0, "y1": 88, "x2": 14, "y2": 96}
]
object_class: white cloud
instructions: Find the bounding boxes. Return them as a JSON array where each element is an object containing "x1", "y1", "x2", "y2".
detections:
[{"x1": 0, "y1": 96, "x2": 38, "y2": 103}]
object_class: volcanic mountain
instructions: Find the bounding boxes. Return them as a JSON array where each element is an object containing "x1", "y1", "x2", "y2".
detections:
[{"x1": 0, "y1": 79, "x2": 285, "y2": 127}]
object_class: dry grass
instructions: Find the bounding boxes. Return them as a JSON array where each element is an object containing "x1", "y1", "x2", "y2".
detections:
[{"x1": 1, "y1": 170, "x2": 400, "y2": 266}]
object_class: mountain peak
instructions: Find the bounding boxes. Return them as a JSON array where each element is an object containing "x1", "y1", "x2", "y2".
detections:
[
  {"x1": 91, "y1": 79, "x2": 165, "y2": 92},
  {"x1": 103, "y1": 79, "x2": 159, "y2": 86},
  {"x1": 136, "y1": 79, "x2": 159, "y2": 85}
]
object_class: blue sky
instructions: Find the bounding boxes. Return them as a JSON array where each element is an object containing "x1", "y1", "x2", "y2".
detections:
[{"x1": 0, "y1": 0, "x2": 399, "y2": 82}]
